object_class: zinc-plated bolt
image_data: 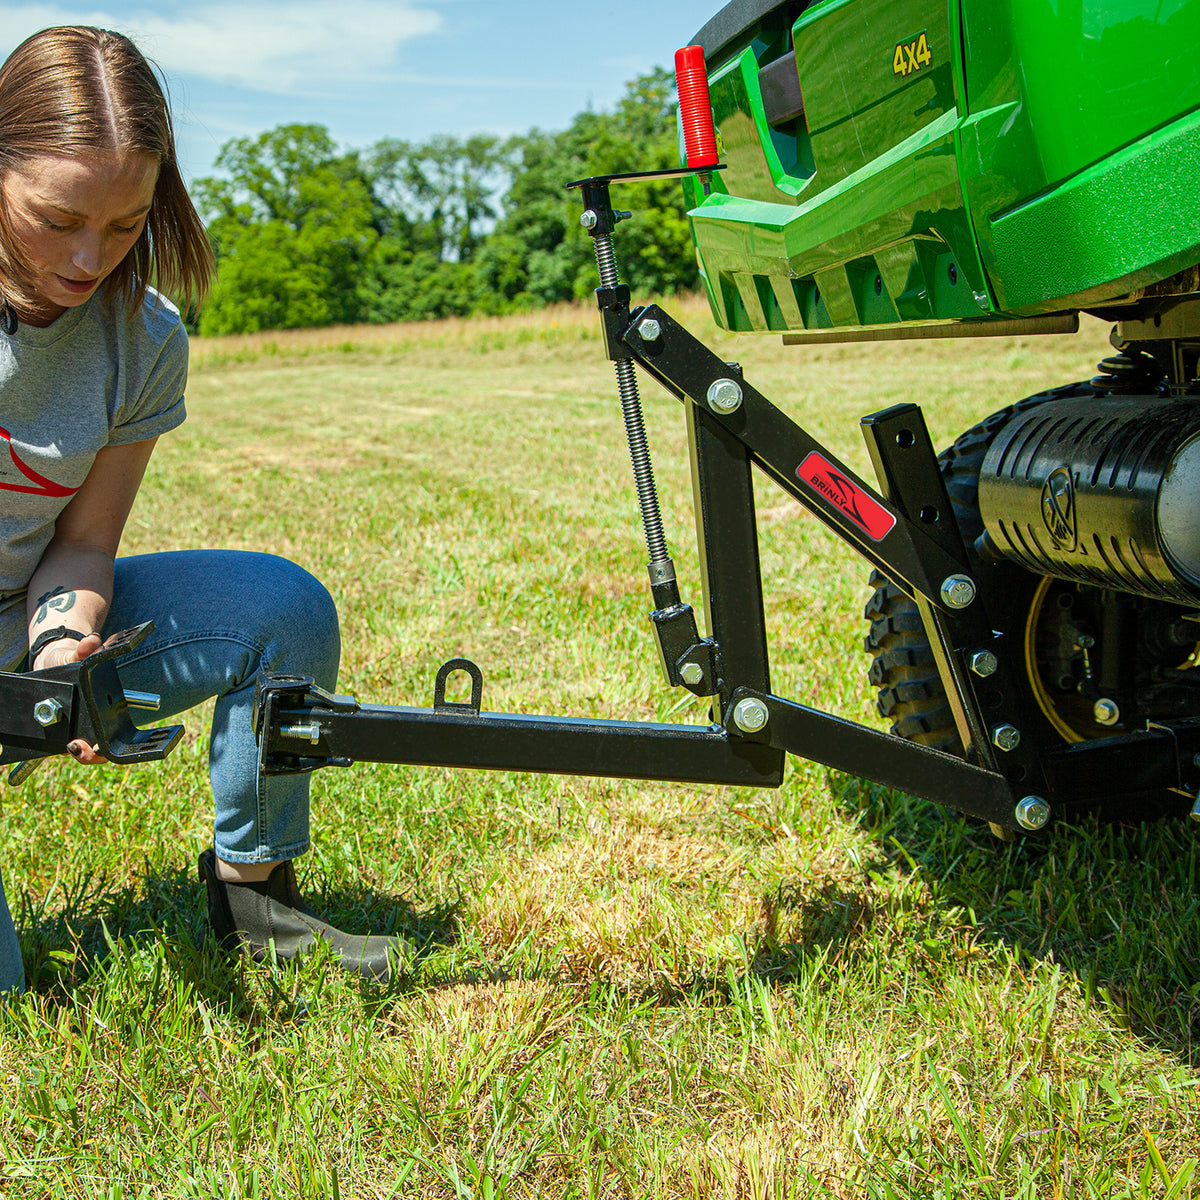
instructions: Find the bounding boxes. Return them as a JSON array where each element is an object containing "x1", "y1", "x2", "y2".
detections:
[
  {"x1": 707, "y1": 378, "x2": 743, "y2": 414},
  {"x1": 991, "y1": 723, "x2": 1021, "y2": 751},
  {"x1": 940, "y1": 574, "x2": 977, "y2": 609},
  {"x1": 580, "y1": 210, "x2": 598, "y2": 230},
  {"x1": 732, "y1": 697, "x2": 769, "y2": 733},
  {"x1": 638, "y1": 318, "x2": 661, "y2": 343},
  {"x1": 1015, "y1": 795, "x2": 1051, "y2": 831},
  {"x1": 679, "y1": 662, "x2": 703, "y2": 686},
  {"x1": 34, "y1": 698, "x2": 63, "y2": 727},
  {"x1": 1093, "y1": 698, "x2": 1120, "y2": 726},
  {"x1": 280, "y1": 721, "x2": 321, "y2": 745},
  {"x1": 970, "y1": 649, "x2": 998, "y2": 677}
]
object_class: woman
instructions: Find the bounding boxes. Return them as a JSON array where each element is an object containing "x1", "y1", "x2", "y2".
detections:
[{"x1": 0, "y1": 26, "x2": 403, "y2": 993}]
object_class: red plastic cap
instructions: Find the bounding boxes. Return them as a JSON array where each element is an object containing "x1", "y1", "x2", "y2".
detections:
[{"x1": 675, "y1": 45, "x2": 719, "y2": 169}]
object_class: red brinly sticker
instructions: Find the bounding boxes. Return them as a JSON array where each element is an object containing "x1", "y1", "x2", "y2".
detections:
[{"x1": 797, "y1": 452, "x2": 896, "y2": 541}]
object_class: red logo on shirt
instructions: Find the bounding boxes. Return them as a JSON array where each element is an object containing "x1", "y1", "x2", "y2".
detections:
[
  {"x1": 797, "y1": 452, "x2": 896, "y2": 541},
  {"x1": 0, "y1": 426, "x2": 79, "y2": 497}
]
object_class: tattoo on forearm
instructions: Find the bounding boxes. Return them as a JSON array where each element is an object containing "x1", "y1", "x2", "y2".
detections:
[{"x1": 34, "y1": 587, "x2": 77, "y2": 625}]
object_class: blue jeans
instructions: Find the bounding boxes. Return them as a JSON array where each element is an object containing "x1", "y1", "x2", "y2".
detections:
[{"x1": 0, "y1": 549, "x2": 341, "y2": 996}]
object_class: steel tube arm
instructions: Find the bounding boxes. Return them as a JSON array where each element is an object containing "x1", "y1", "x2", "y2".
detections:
[
  {"x1": 624, "y1": 306, "x2": 972, "y2": 607},
  {"x1": 723, "y1": 688, "x2": 1021, "y2": 827},
  {"x1": 254, "y1": 674, "x2": 784, "y2": 786}
]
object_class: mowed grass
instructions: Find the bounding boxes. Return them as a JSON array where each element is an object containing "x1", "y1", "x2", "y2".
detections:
[{"x1": 1, "y1": 297, "x2": 1199, "y2": 1197}]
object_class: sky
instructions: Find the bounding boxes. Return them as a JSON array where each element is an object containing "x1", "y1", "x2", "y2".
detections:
[{"x1": 0, "y1": 0, "x2": 712, "y2": 182}]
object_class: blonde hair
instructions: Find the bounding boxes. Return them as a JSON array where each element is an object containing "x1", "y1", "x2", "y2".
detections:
[{"x1": 0, "y1": 26, "x2": 214, "y2": 315}]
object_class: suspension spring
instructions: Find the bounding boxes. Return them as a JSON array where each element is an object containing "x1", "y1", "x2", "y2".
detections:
[
  {"x1": 590, "y1": 230, "x2": 672, "y2": 574},
  {"x1": 615, "y1": 359, "x2": 669, "y2": 566},
  {"x1": 593, "y1": 232, "x2": 620, "y2": 292}
]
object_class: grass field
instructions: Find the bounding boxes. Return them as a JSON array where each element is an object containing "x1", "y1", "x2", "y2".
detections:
[{"x1": 1, "y1": 298, "x2": 1199, "y2": 1197}]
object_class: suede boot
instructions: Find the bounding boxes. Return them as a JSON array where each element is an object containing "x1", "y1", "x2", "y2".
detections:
[{"x1": 199, "y1": 847, "x2": 407, "y2": 981}]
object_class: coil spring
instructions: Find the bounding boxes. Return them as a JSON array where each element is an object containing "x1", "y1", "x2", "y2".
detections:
[
  {"x1": 615, "y1": 359, "x2": 669, "y2": 565},
  {"x1": 593, "y1": 233, "x2": 620, "y2": 291},
  {"x1": 589, "y1": 228, "x2": 670, "y2": 567},
  {"x1": 1091, "y1": 348, "x2": 1165, "y2": 394}
]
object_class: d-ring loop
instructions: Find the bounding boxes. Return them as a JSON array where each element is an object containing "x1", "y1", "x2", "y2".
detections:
[{"x1": 433, "y1": 658, "x2": 483, "y2": 715}]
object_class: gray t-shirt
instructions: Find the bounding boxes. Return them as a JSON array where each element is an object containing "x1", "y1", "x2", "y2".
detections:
[{"x1": 0, "y1": 289, "x2": 187, "y2": 667}]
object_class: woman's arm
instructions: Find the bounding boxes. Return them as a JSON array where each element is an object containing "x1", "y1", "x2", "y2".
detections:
[{"x1": 26, "y1": 437, "x2": 158, "y2": 672}]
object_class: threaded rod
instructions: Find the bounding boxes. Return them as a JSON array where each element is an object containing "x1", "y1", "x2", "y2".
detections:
[{"x1": 592, "y1": 231, "x2": 671, "y2": 573}]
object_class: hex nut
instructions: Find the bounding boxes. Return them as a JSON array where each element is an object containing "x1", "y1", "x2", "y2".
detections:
[
  {"x1": 707, "y1": 378, "x2": 743, "y2": 414},
  {"x1": 1015, "y1": 795, "x2": 1051, "y2": 831},
  {"x1": 732, "y1": 697, "x2": 769, "y2": 733},
  {"x1": 34, "y1": 698, "x2": 63, "y2": 727},
  {"x1": 579, "y1": 210, "x2": 598, "y2": 230},
  {"x1": 1093, "y1": 698, "x2": 1120, "y2": 726},
  {"x1": 679, "y1": 662, "x2": 703, "y2": 686},
  {"x1": 638, "y1": 318, "x2": 662, "y2": 343},
  {"x1": 991, "y1": 723, "x2": 1021, "y2": 751},
  {"x1": 970, "y1": 649, "x2": 998, "y2": 677}
]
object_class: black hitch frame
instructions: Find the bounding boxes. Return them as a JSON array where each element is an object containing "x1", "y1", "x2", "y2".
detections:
[
  {"x1": 0, "y1": 622, "x2": 182, "y2": 773},
  {"x1": 252, "y1": 170, "x2": 1200, "y2": 834}
]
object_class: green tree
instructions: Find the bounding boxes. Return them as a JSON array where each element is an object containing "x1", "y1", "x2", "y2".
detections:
[
  {"x1": 195, "y1": 125, "x2": 378, "y2": 335},
  {"x1": 476, "y1": 69, "x2": 698, "y2": 313},
  {"x1": 366, "y1": 134, "x2": 505, "y2": 262},
  {"x1": 191, "y1": 70, "x2": 700, "y2": 334}
]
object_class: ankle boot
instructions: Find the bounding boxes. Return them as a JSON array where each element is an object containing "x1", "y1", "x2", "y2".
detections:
[{"x1": 198, "y1": 848, "x2": 408, "y2": 981}]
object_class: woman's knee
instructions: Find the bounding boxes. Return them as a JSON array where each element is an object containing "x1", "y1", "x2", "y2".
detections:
[
  {"x1": 111, "y1": 549, "x2": 341, "y2": 687},
  {"x1": 253, "y1": 556, "x2": 341, "y2": 683}
]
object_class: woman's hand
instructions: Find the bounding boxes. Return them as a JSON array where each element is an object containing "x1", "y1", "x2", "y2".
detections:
[
  {"x1": 31, "y1": 631, "x2": 102, "y2": 672},
  {"x1": 32, "y1": 633, "x2": 108, "y2": 764},
  {"x1": 24, "y1": 440, "x2": 159, "y2": 769}
]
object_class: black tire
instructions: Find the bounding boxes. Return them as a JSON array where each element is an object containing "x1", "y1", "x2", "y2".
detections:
[
  {"x1": 864, "y1": 383, "x2": 1200, "y2": 823},
  {"x1": 863, "y1": 385, "x2": 1090, "y2": 754}
]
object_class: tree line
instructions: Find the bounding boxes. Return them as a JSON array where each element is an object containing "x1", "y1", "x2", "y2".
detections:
[{"x1": 192, "y1": 69, "x2": 698, "y2": 336}]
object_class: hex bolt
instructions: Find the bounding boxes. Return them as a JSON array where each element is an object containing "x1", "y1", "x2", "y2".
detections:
[
  {"x1": 940, "y1": 574, "x2": 977, "y2": 609},
  {"x1": 679, "y1": 662, "x2": 703, "y2": 686},
  {"x1": 34, "y1": 698, "x2": 63, "y2": 727},
  {"x1": 970, "y1": 649, "x2": 998, "y2": 677},
  {"x1": 579, "y1": 210, "x2": 598, "y2": 230},
  {"x1": 638, "y1": 318, "x2": 662, "y2": 343},
  {"x1": 707, "y1": 378, "x2": 744, "y2": 414},
  {"x1": 280, "y1": 721, "x2": 322, "y2": 745},
  {"x1": 991, "y1": 723, "x2": 1021, "y2": 751},
  {"x1": 1093, "y1": 698, "x2": 1120, "y2": 726},
  {"x1": 1015, "y1": 795, "x2": 1051, "y2": 831},
  {"x1": 732, "y1": 697, "x2": 769, "y2": 733}
]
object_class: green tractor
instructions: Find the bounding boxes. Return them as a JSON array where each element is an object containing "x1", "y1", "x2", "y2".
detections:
[
  {"x1": 245, "y1": 1, "x2": 1200, "y2": 841},
  {"x1": 673, "y1": 0, "x2": 1200, "y2": 828},
  {"x1": 686, "y1": 0, "x2": 1200, "y2": 337}
]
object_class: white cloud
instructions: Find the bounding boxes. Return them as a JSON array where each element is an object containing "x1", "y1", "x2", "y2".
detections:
[{"x1": 0, "y1": 1, "x2": 443, "y2": 94}]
